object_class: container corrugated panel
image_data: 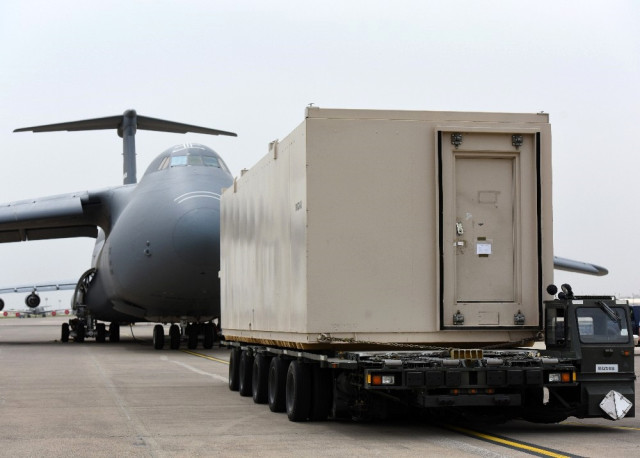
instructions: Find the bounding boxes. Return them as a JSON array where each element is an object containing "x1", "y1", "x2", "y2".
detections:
[{"x1": 221, "y1": 108, "x2": 553, "y2": 348}]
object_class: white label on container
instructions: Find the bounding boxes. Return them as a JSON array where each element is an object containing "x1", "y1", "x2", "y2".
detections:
[{"x1": 476, "y1": 242, "x2": 492, "y2": 255}]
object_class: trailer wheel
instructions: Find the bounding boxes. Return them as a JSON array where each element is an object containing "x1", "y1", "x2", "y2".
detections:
[
  {"x1": 310, "y1": 365, "x2": 333, "y2": 421},
  {"x1": 238, "y1": 350, "x2": 254, "y2": 397},
  {"x1": 286, "y1": 360, "x2": 312, "y2": 422},
  {"x1": 203, "y1": 323, "x2": 214, "y2": 349},
  {"x1": 252, "y1": 353, "x2": 270, "y2": 404},
  {"x1": 229, "y1": 347, "x2": 241, "y2": 391},
  {"x1": 268, "y1": 357, "x2": 289, "y2": 412}
]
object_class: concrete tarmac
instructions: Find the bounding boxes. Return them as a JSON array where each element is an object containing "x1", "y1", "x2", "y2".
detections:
[{"x1": 1, "y1": 316, "x2": 639, "y2": 457}]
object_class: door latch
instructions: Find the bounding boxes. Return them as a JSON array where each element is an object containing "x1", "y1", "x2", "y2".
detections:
[{"x1": 456, "y1": 222, "x2": 464, "y2": 236}]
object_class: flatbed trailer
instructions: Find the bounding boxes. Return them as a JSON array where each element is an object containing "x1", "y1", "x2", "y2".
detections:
[{"x1": 225, "y1": 296, "x2": 635, "y2": 422}]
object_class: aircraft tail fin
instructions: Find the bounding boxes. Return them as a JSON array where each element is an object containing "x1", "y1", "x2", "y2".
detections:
[{"x1": 14, "y1": 110, "x2": 237, "y2": 185}]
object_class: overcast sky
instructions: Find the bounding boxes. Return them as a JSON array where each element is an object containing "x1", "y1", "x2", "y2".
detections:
[{"x1": 0, "y1": 0, "x2": 639, "y2": 309}]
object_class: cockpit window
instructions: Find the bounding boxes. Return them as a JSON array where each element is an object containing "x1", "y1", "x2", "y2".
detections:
[{"x1": 158, "y1": 154, "x2": 222, "y2": 170}]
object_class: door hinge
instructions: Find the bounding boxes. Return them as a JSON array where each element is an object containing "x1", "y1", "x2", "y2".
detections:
[
  {"x1": 451, "y1": 133, "x2": 463, "y2": 149},
  {"x1": 512, "y1": 134, "x2": 523, "y2": 149},
  {"x1": 514, "y1": 310, "x2": 526, "y2": 325},
  {"x1": 453, "y1": 310, "x2": 465, "y2": 325}
]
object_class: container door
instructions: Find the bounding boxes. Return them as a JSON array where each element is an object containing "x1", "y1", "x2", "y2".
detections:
[{"x1": 439, "y1": 131, "x2": 540, "y2": 328}]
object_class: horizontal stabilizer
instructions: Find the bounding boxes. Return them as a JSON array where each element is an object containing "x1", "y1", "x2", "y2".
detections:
[
  {"x1": 553, "y1": 256, "x2": 608, "y2": 276},
  {"x1": 14, "y1": 110, "x2": 237, "y2": 137},
  {"x1": 14, "y1": 109, "x2": 236, "y2": 185}
]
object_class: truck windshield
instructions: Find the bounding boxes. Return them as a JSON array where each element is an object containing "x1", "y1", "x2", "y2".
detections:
[{"x1": 576, "y1": 306, "x2": 630, "y2": 344}]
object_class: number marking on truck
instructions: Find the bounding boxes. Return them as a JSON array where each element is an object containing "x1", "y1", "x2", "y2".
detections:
[{"x1": 596, "y1": 364, "x2": 619, "y2": 373}]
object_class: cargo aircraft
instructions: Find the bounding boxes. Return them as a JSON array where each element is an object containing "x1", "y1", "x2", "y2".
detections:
[{"x1": 0, "y1": 110, "x2": 235, "y2": 349}]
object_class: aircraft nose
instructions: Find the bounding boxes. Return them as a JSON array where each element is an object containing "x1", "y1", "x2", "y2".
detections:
[{"x1": 172, "y1": 208, "x2": 220, "y2": 269}]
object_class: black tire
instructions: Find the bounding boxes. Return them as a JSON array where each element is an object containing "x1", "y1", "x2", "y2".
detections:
[
  {"x1": 286, "y1": 360, "x2": 312, "y2": 422},
  {"x1": 153, "y1": 324, "x2": 164, "y2": 350},
  {"x1": 61, "y1": 323, "x2": 70, "y2": 343},
  {"x1": 203, "y1": 323, "x2": 214, "y2": 349},
  {"x1": 109, "y1": 322, "x2": 120, "y2": 342},
  {"x1": 268, "y1": 357, "x2": 289, "y2": 412},
  {"x1": 169, "y1": 324, "x2": 180, "y2": 350},
  {"x1": 310, "y1": 365, "x2": 333, "y2": 421},
  {"x1": 187, "y1": 325, "x2": 198, "y2": 349},
  {"x1": 75, "y1": 324, "x2": 85, "y2": 343},
  {"x1": 96, "y1": 323, "x2": 106, "y2": 343},
  {"x1": 252, "y1": 353, "x2": 271, "y2": 404},
  {"x1": 238, "y1": 350, "x2": 254, "y2": 397},
  {"x1": 228, "y1": 347, "x2": 241, "y2": 391}
]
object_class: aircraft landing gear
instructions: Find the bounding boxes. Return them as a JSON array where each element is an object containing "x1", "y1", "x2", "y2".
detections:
[
  {"x1": 169, "y1": 324, "x2": 180, "y2": 350},
  {"x1": 109, "y1": 322, "x2": 120, "y2": 342},
  {"x1": 61, "y1": 322, "x2": 70, "y2": 342},
  {"x1": 153, "y1": 324, "x2": 165, "y2": 349}
]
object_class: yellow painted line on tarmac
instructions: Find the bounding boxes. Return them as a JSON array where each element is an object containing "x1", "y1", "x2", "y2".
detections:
[
  {"x1": 181, "y1": 349, "x2": 229, "y2": 365},
  {"x1": 561, "y1": 421, "x2": 640, "y2": 431},
  {"x1": 445, "y1": 424, "x2": 576, "y2": 458}
]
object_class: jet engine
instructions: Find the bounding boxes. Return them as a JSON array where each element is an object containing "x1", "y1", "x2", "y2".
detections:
[
  {"x1": 25, "y1": 292, "x2": 40, "y2": 308},
  {"x1": 0, "y1": 298, "x2": 4, "y2": 311}
]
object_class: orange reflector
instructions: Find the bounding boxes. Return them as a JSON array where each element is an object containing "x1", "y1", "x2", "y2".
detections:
[
  {"x1": 469, "y1": 388, "x2": 477, "y2": 394},
  {"x1": 485, "y1": 388, "x2": 495, "y2": 394},
  {"x1": 450, "y1": 389, "x2": 460, "y2": 395},
  {"x1": 623, "y1": 350, "x2": 631, "y2": 357},
  {"x1": 372, "y1": 375, "x2": 382, "y2": 386},
  {"x1": 561, "y1": 372, "x2": 571, "y2": 383}
]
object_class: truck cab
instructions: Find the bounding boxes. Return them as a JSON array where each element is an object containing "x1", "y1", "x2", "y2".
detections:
[{"x1": 544, "y1": 295, "x2": 635, "y2": 420}]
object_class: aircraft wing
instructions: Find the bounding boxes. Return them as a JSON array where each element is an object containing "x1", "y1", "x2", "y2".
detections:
[
  {"x1": 553, "y1": 256, "x2": 608, "y2": 276},
  {"x1": 0, "y1": 187, "x2": 120, "y2": 243},
  {"x1": 0, "y1": 281, "x2": 77, "y2": 295}
]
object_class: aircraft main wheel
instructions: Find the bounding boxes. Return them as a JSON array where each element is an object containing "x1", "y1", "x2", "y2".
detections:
[
  {"x1": 187, "y1": 325, "x2": 198, "y2": 349},
  {"x1": 203, "y1": 322, "x2": 214, "y2": 349},
  {"x1": 286, "y1": 360, "x2": 312, "y2": 422},
  {"x1": 228, "y1": 347, "x2": 241, "y2": 391},
  {"x1": 310, "y1": 365, "x2": 333, "y2": 421},
  {"x1": 153, "y1": 324, "x2": 165, "y2": 350},
  {"x1": 61, "y1": 323, "x2": 70, "y2": 343},
  {"x1": 238, "y1": 350, "x2": 254, "y2": 397},
  {"x1": 75, "y1": 324, "x2": 85, "y2": 343},
  {"x1": 252, "y1": 353, "x2": 271, "y2": 404},
  {"x1": 96, "y1": 323, "x2": 106, "y2": 343},
  {"x1": 268, "y1": 357, "x2": 289, "y2": 412},
  {"x1": 169, "y1": 324, "x2": 180, "y2": 350},
  {"x1": 109, "y1": 322, "x2": 120, "y2": 342}
]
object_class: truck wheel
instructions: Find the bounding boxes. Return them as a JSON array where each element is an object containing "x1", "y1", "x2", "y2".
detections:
[
  {"x1": 286, "y1": 360, "x2": 312, "y2": 422},
  {"x1": 310, "y1": 365, "x2": 333, "y2": 421},
  {"x1": 238, "y1": 350, "x2": 254, "y2": 396},
  {"x1": 268, "y1": 357, "x2": 289, "y2": 412},
  {"x1": 252, "y1": 353, "x2": 271, "y2": 404},
  {"x1": 203, "y1": 323, "x2": 214, "y2": 349},
  {"x1": 187, "y1": 325, "x2": 198, "y2": 349},
  {"x1": 228, "y1": 347, "x2": 241, "y2": 391}
]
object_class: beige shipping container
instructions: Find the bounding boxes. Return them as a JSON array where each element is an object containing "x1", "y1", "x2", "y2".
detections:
[{"x1": 220, "y1": 107, "x2": 554, "y2": 348}]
